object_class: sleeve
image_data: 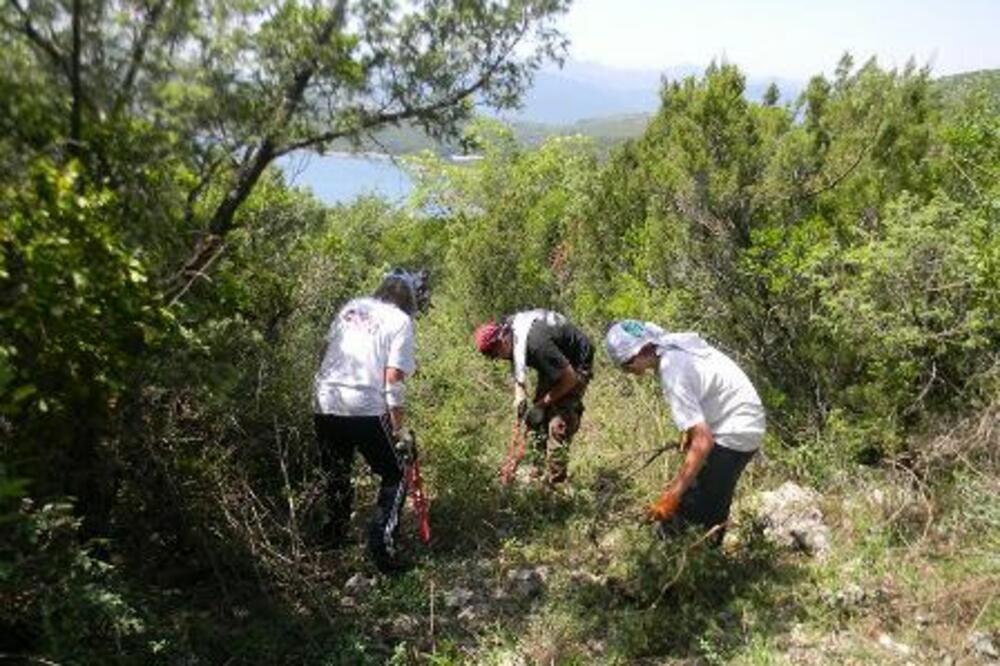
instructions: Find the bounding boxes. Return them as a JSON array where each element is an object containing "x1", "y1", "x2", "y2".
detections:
[
  {"x1": 387, "y1": 317, "x2": 416, "y2": 375},
  {"x1": 512, "y1": 329, "x2": 529, "y2": 384},
  {"x1": 662, "y1": 355, "x2": 705, "y2": 431}
]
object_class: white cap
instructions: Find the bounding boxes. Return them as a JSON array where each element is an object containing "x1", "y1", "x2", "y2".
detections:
[{"x1": 604, "y1": 320, "x2": 656, "y2": 366}]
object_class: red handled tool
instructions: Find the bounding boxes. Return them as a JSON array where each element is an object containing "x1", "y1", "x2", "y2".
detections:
[
  {"x1": 500, "y1": 419, "x2": 527, "y2": 486},
  {"x1": 406, "y1": 458, "x2": 431, "y2": 544},
  {"x1": 397, "y1": 430, "x2": 431, "y2": 544}
]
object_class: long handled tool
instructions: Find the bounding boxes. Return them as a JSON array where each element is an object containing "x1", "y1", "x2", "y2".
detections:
[
  {"x1": 500, "y1": 418, "x2": 527, "y2": 485},
  {"x1": 396, "y1": 430, "x2": 431, "y2": 544},
  {"x1": 406, "y1": 457, "x2": 431, "y2": 544}
]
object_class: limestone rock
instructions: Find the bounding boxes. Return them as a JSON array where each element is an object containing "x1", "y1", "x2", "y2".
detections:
[
  {"x1": 443, "y1": 586, "x2": 475, "y2": 609},
  {"x1": 968, "y1": 631, "x2": 999, "y2": 661},
  {"x1": 877, "y1": 632, "x2": 913, "y2": 658},
  {"x1": 343, "y1": 572, "x2": 377, "y2": 597},
  {"x1": 507, "y1": 565, "x2": 549, "y2": 598},
  {"x1": 757, "y1": 482, "x2": 831, "y2": 557}
]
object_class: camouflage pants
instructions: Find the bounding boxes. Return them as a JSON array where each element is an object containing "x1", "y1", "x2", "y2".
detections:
[{"x1": 526, "y1": 393, "x2": 585, "y2": 484}]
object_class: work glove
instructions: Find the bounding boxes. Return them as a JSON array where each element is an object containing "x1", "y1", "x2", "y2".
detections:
[
  {"x1": 394, "y1": 428, "x2": 417, "y2": 463},
  {"x1": 645, "y1": 488, "x2": 682, "y2": 523},
  {"x1": 513, "y1": 385, "x2": 529, "y2": 420},
  {"x1": 523, "y1": 404, "x2": 547, "y2": 429}
]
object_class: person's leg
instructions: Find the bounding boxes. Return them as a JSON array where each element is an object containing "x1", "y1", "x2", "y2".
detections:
[
  {"x1": 315, "y1": 413, "x2": 356, "y2": 546},
  {"x1": 356, "y1": 414, "x2": 407, "y2": 572},
  {"x1": 526, "y1": 377, "x2": 554, "y2": 480},
  {"x1": 525, "y1": 423, "x2": 548, "y2": 479},
  {"x1": 546, "y1": 397, "x2": 582, "y2": 484},
  {"x1": 674, "y1": 446, "x2": 755, "y2": 544}
]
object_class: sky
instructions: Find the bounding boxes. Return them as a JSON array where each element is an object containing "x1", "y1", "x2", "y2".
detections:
[{"x1": 558, "y1": 0, "x2": 1000, "y2": 80}]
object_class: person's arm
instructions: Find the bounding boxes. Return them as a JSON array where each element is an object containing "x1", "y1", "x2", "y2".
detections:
[
  {"x1": 513, "y1": 381, "x2": 529, "y2": 418},
  {"x1": 648, "y1": 422, "x2": 714, "y2": 520},
  {"x1": 385, "y1": 316, "x2": 415, "y2": 435},
  {"x1": 537, "y1": 365, "x2": 580, "y2": 408},
  {"x1": 385, "y1": 366, "x2": 407, "y2": 434}
]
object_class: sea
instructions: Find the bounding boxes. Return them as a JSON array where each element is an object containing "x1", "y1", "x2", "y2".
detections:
[{"x1": 279, "y1": 152, "x2": 413, "y2": 206}]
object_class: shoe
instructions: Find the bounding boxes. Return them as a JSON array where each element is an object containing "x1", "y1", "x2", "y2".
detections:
[{"x1": 370, "y1": 548, "x2": 413, "y2": 576}]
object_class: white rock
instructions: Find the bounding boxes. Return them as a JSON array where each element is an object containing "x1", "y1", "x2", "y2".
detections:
[
  {"x1": 507, "y1": 566, "x2": 549, "y2": 598},
  {"x1": 757, "y1": 482, "x2": 832, "y2": 557},
  {"x1": 568, "y1": 569, "x2": 604, "y2": 586},
  {"x1": 968, "y1": 631, "x2": 999, "y2": 660},
  {"x1": 391, "y1": 615, "x2": 419, "y2": 633},
  {"x1": 495, "y1": 651, "x2": 527, "y2": 666},
  {"x1": 878, "y1": 632, "x2": 913, "y2": 657},
  {"x1": 443, "y1": 586, "x2": 475, "y2": 608},
  {"x1": 824, "y1": 582, "x2": 868, "y2": 610},
  {"x1": 344, "y1": 573, "x2": 377, "y2": 596}
]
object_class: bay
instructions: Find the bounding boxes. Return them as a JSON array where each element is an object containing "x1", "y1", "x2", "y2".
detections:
[{"x1": 279, "y1": 152, "x2": 413, "y2": 206}]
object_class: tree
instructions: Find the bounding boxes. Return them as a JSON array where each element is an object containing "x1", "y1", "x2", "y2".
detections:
[{"x1": 0, "y1": 0, "x2": 570, "y2": 302}]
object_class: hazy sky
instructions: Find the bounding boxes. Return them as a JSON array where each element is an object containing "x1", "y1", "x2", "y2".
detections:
[{"x1": 559, "y1": 0, "x2": 1000, "y2": 79}]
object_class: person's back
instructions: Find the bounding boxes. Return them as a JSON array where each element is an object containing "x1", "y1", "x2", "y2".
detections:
[
  {"x1": 476, "y1": 308, "x2": 594, "y2": 484},
  {"x1": 658, "y1": 346, "x2": 765, "y2": 453},
  {"x1": 312, "y1": 269, "x2": 425, "y2": 573},
  {"x1": 604, "y1": 320, "x2": 766, "y2": 542},
  {"x1": 525, "y1": 317, "x2": 594, "y2": 386},
  {"x1": 314, "y1": 297, "x2": 414, "y2": 417}
]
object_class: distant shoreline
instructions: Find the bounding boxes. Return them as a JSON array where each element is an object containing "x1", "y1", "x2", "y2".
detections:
[{"x1": 311, "y1": 150, "x2": 483, "y2": 163}]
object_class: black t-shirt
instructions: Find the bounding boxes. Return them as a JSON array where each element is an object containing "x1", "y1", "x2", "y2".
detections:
[{"x1": 524, "y1": 319, "x2": 594, "y2": 388}]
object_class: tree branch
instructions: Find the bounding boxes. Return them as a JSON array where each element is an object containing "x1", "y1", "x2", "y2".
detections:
[
  {"x1": 163, "y1": 0, "x2": 349, "y2": 302},
  {"x1": 6, "y1": 0, "x2": 72, "y2": 81},
  {"x1": 275, "y1": 24, "x2": 528, "y2": 157},
  {"x1": 113, "y1": 0, "x2": 168, "y2": 116},
  {"x1": 800, "y1": 120, "x2": 883, "y2": 199},
  {"x1": 69, "y1": 0, "x2": 83, "y2": 158}
]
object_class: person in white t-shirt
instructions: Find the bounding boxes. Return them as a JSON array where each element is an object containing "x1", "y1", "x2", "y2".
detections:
[
  {"x1": 313, "y1": 269, "x2": 428, "y2": 573},
  {"x1": 604, "y1": 320, "x2": 766, "y2": 544}
]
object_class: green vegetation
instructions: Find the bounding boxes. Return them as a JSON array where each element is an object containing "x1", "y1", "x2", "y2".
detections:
[
  {"x1": 328, "y1": 113, "x2": 653, "y2": 155},
  {"x1": 937, "y1": 68, "x2": 1000, "y2": 111},
  {"x1": 0, "y1": 3, "x2": 997, "y2": 661},
  {"x1": 322, "y1": 69, "x2": 1000, "y2": 158}
]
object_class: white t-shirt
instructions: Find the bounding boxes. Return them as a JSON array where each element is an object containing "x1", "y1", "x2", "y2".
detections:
[
  {"x1": 313, "y1": 297, "x2": 415, "y2": 416},
  {"x1": 657, "y1": 346, "x2": 766, "y2": 452}
]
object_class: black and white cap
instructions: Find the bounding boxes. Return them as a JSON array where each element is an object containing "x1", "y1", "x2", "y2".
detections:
[{"x1": 383, "y1": 268, "x2": 430, "y2": 315}]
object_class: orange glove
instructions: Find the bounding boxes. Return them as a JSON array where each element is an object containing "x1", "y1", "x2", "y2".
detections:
[{"x1": 646, "y1": 488, "x2": 682, "y2": 522}]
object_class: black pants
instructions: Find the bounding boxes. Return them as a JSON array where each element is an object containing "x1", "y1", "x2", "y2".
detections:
[
  {"x1": 660, "y1": 445, "x2": 756, "y2": 544},
  {"x1": 314, "y1": 413, "x2": 405, "y2": 563}
]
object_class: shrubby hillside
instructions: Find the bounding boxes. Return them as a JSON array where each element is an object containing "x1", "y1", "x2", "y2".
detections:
[{"x1": 1, "y1": 4, "x2": 997, "y2": 660}]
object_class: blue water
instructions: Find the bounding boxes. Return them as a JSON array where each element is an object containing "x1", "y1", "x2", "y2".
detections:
[{"x1": 279, "y1": 153, "x2": 413, "y2": 206}]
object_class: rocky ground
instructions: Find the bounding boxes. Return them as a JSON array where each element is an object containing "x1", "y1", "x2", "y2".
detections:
[{"x1": 323, "y1": 469, "x2": 999, "y2": 665}]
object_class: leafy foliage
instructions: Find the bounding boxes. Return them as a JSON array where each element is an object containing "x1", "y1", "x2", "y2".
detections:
[{"x1": 1, "y1": 21, "x2": 998, "y2": 661}]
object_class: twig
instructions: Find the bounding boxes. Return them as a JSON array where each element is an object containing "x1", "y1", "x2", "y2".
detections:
[
  {"x1": 648, "y1": 523, "x2": 725, "y2": 610},
  {"x1": 798, "y1": 120, "x2": 883, "y2": 199},
  {"x1": 0, "y1": 655, "x2": 63, "y2": 666},
  {"x1": 429, "y1": 578, "x2": 436, "y2": 654},
  {"x1": 586, "y1": 438, "x2": 676, "y2": 546},
  {"x1": 967, "y1": 590, "x2": 996, "y2": 635},
  {"x1": 166, "y1": 237, "x2": 226, "y2": 307},
  {"x1": 885, "y1": 458, "x2": 935, "y2": 543}
]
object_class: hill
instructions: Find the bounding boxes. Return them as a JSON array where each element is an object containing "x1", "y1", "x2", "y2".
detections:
[
  {"x1": 324, "y1": 114, "x2": 654, "y2": 156},
  {"x1": 936, "y1": 68, "x2": 1000, "y2": 110}
]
